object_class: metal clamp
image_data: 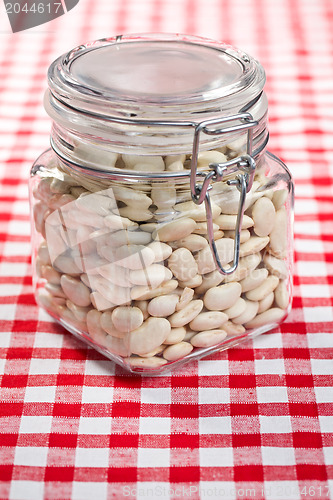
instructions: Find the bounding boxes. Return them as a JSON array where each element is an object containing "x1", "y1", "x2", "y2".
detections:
[{"x1": 190, "y1": 113, "x2": 257, "y2": 275}]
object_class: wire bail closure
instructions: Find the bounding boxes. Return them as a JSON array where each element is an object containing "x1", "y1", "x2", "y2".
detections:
[{"x1": 190, "y1": 113, "x2": 258, "y2": 275}]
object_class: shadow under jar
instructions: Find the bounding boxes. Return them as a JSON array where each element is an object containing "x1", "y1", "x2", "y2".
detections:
[{"x1": 29, "y1": 33, "x2": 294, "y2": 374}]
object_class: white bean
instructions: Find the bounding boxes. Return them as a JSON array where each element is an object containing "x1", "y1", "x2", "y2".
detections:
[
  {"x1": 197, "y1": 150, "x2": 227, "y2": 170},
  {"x1": 223, "y1": 229, "x2": 251, "y2": 244},
  {"x1": 165, "y1": 154, "x2": 186, "y2": 170},
  {"x1": 73, "y1": 143, "x2": 119, "y2": 172},
  {"x1": 104, "y1": 214, "x2": 138, "y2": 230},
  {"x1": 89, "y1": 228, "x2": 109, "y2": 247},
  {"x1": 49, "y1": 178, "x2": 72, "y2": 194},
  {"x1": 151, "y1": 187, "x2": 176, "y2": 208},
  {"x1": 168, "y1": 248, "x2": 198, "y2": 282},
  {"x1": 45, "y1": 224, "x2": 68, "y2": 262},
  {"x1": 245, "y1": 275, "x2": 279, "y2": 301},
  {"x1": 263, "y1": 254, "x2": 288, "y2": 279},
  {"x1": 269, "y1": 207, "x2": 288, "y2": 259},
  {"x1": 174, "y1": 200, "x2": 221, "y2": 222},
  {"x1": 48, "y1": 193, "x2": 75, "y2": 210},
  {"x1": 257, "y1": 292, "x2": 274, "y2": 313},
  {"x1": 75, "y1": 192, "x2": 114, "y2": 215},
  {"x1": 223, "y1": 297, "x2": 247, "y2": 319},
  {"x1": 178, "y1": 274, "x2": 202, "y2": 288},
  {"x1": 133, "y1": 162, "x2": 165, "y2": 172},
  {"x1": 33, "y1": 202, "x2": 48, "y2": 235},
  {"x1": 100, "y1": 311, "x2": 123, "y2": 337},
  {"x1": 226, "y1": 137, "x2": 246, "y2": 153},
  {"x1": 221, "y1": 321, "x2": 246, "y2": 336},
  {"x1": 165, "y1": 160, "x2": 185, "y2": 171},
  {"x1": 111, "y1": 306, "x2": 144, "y2": 333},
  {"x1": 204, "y1": 230, "x2": 224, "y2": 241},
  {"x1": 94, "y1": 275, "x2": 131, "y2": 306},
  {"x1": 183, "y1": 328, "x2": 196, "y2": 342},
  {"x1": 195, "y1": 270, "x2": 224, "y2": 295},
  {"x1": 251, "y1": 197, "x2": 276, "y2": 237},
  {"x1": 272, "y1": 189, "x2": 288, "y2": 210},
  {"x1": 71, "y1": 186, "x2": 86, "y2": 198},
  {"x1": 148, "y1": 241, "x2": 173, "y2": 262},
  {"x1": 104, "y1": 334, "x2": 131, "y2": 357},
  {"x1": 148, "y1": 294, "x2": 179, "y2": 317},
  {"x1": 164, "y1": 327, "x2": 186, "y2": 345},
  {"x1": 118, "y1": 206, "x2": 153, "y2": 222},
  {"x1": 190, "y1": 330, "x2": 227, "y2": 348},
  {"x1": 212, "y1": 182, "x2": 254, "y2": 215},
  {"x1": 75, "y1": 252, "x2": 107, "y2": 274},
  {"x1": 67, "y1": 208, "x2": 105, "y2": 228},
  {"x1": 176, "y1": 287, "x2": 194, "y2": 311},
  {"x1": 45, "y1": 283, "x2": 66, "y2": 298},
  {"x1": 53, "y1": 255, "x2": 81, "y2": 275},
  {"x1": 140, "y1": 223, "x2": 158, "y2": 233},
  {"x1": 274, "y1": 280, "x2": 289, "y2": 310},
  {"x1": 97, "y1": 262, "x2": 131, "y2": 288},
  {"x1": 171, "y1": 234, "x2": 208, "y2": 252},
  {"x1": 239, "y1": 236, "x2": 270, "y2": 258},
  {"x1": 163, "y1": 342, "x2": 193, "y2": 361},
  {"x1": 110, "y1": 185, "x2": 152, "y2": 208},
  {"x1": 41, "y1": 265, "x2": 61, "y2": 285},
  {"x1": 135, "y1": 300, "x2": 150, "y2": 320},
  {"x1": 189, "y1": 311, "x2": 228, "y2": 331},
  {"x1": 223, "y1": 261, "x2": 253, "y2": 283},
  {"x1": 114, "y1": 245, "x2": 155, "y2": 270},
  {"x1": 75, "y1": 225, "x2": 96, "y2": 254},
  {"x1": 153, "y1": 218, "x2": 197, "y2": 242},
  {"x1": 228, "y1": 253, "x2": 261, "y2": 282},
  {"x1": 60, "y1": 275, "x2": 91, "y2": 307},
  {"x1": 34, "y1": 178, "x2": 52, "y2": 202},
  {"x1": 193, "y1": 222, "x2": 220, "y2": 234},
  {"x1": 215, "y1": 214, "x2": 253, "y2": 230},
  {"x1": 122, "y1": 154, "x2": 164, "y2": 171},
  {"x1": 108, "y1": 229, "x2": 152, "y2": 247},
  {"x1": 90, "y1": 291, "x2": 115, "y2": 311},
  {"x1": 204, "y1": 282, "x2": 241, "y2": 311},
  {"x1": 38, "y1": 241, "x2": 51, "y2": 265},
  {"x1": 86, "y1": 309, "x2": 107, "y2": 344},
  {"x1": 168, "y1": 300, "x2": 203, "y2": 327},
  {"x1": 50, "y1": 174, "x2": 75, "y2": 194},
  {"x1": 129, "y1": 264, "x2": 172, "y2": 287},
  {"x1": 244, "y1": 308, "x2": 286, "y2": 329},
  {"x1": 232, "y1": 300, "x2": 259, "y2": 325},
  {"x1": 125, "y1": 317, "x2": 171, "y2": 356},
  {"x1": 131, "y1": 279, "x2": 178, "y2": 301},
  {"x1": 195, "y1": 238, "x2": 234, "y2": 274},
  {"x1": 240, "y1": 268, "x2": 269, "y2": 293}
]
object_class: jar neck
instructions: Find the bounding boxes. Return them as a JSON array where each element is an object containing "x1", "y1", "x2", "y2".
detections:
[{"x1": 48, "y1": 92, "x2": 269, "y2": 176}]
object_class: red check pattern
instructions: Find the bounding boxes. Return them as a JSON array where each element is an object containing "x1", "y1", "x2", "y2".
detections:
[{"x1": 0, "y1": 0, "x2": 333, "y2": 499}]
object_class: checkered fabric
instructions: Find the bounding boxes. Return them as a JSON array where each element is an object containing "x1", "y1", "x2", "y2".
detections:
[{"x1": 0, "y1": 0, "x2": 332, "y2": 499}]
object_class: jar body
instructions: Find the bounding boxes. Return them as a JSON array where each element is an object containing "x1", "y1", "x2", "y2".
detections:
[{"x1": 29, "y1": 145, "x2": 294, "y2": 374}]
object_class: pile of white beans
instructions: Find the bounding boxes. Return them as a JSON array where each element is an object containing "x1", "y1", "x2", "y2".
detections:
[{"x1": 32, "y1": 145, "x2": 291, "y2": 372}]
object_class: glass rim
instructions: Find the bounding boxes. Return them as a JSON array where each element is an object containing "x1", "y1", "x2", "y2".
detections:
[{"x1": 47, "y1": 33, "x2": 266, "y2": 120}]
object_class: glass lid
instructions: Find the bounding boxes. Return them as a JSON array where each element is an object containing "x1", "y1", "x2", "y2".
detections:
[{"x1": 47, "y1": 33, "x2": 266, "y2": 119}]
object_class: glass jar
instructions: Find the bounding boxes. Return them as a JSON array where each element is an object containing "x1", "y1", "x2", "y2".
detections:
[{"x1": 29, "y1": 33, "x2": 294, "y2": 374}]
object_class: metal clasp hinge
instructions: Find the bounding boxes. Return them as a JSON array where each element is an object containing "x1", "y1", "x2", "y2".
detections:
[{"x1": 190, "y1": 113, "x2": 257, "y2": 276}]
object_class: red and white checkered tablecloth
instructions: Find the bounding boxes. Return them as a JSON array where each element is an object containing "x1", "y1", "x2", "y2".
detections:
[{"x1": 0, "y1": 0, "x2": 332, "y2": 499}]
